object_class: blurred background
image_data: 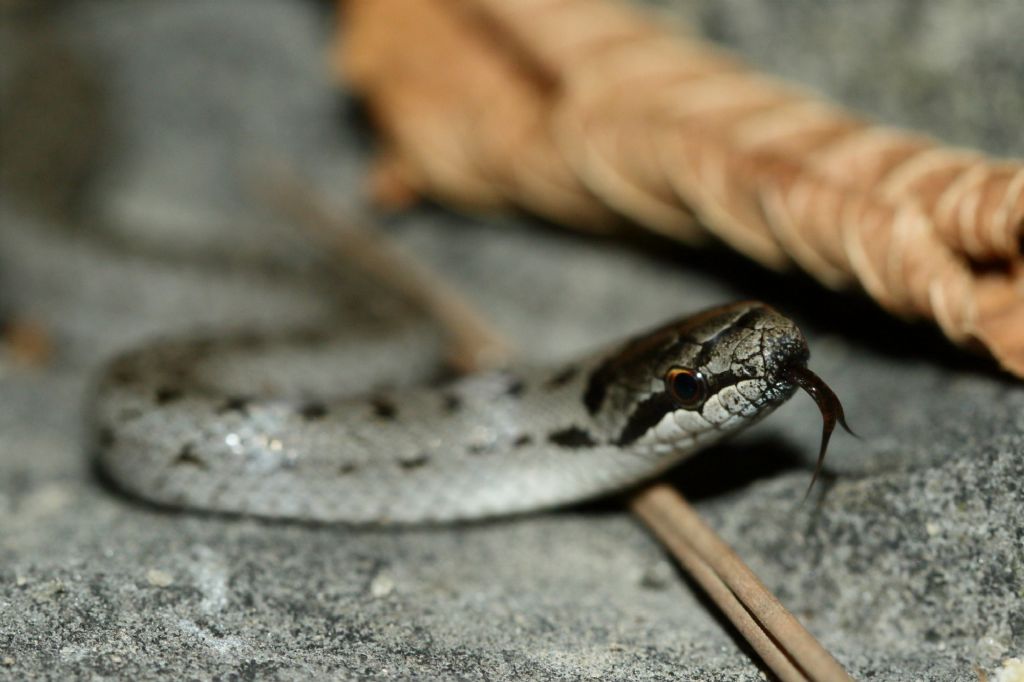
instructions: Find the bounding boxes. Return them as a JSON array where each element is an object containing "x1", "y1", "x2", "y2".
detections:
[{"x1": 1, "y1": 1, "x2": 1022, "y2": 679}]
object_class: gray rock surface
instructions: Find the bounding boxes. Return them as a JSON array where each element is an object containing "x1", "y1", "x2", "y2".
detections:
[{"x1": 1, "y1": 1, "x2": 1021, "y2": 679}]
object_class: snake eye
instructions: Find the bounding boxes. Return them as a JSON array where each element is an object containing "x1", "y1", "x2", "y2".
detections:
[{"x1": 665, "y1": 367, "x2": 707, "y2": 408}]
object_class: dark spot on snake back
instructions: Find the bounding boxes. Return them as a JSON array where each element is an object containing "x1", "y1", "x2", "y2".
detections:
[
  {"x1": 371, "y1": 398, "x2": 398, "y2": 420},
  {"x1": 218, "y1": 396, "x2": 250, "y2": 414},
  {"x1": 513, "y1": 434, "x2": 533, "y2": 448},
  {"x1": 298, "y1": 401, "x2": 328, "y2": 420},
  {"x1": 442, "y1": 393, "x2": 461, "y2": 413},
  {"x1": 545, "y1": 365, "x2": 579, "y2": 389},
  {"x1": 549, "y1": 426, "x2": 597, "y2": 448},
  {"x1": 173, "y1": 444, "x2": 206, "y2": 469},
  {"x1": 155, "y1": 386, "x2": 183, "y2": 405},
  {"x1": 505, "y1": 377, "x2": 525, "y2": 398},
  {"x1": 339, "y1": 462, "x2": 358, "y2": 475},
  {"x1": 399, "y1": 452, "x2": 429, "y2": 469}
]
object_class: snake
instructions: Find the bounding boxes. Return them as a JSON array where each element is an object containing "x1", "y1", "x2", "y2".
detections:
[
  {"x1": 0, "y1": 34, "x2": 850, "y2": 526},
  {"x1": 91, "y1": 300, "x2": 850, "y2": 524}
]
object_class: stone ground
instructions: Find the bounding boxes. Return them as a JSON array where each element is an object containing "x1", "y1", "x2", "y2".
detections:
[{"x1": 1, "y1": 1, "x2": 1022, "y2": 679}]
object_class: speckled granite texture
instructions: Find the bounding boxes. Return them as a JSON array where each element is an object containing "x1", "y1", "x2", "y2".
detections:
[{"x1": 1, "y1": 1, "x2": 1021, "y2": 679}]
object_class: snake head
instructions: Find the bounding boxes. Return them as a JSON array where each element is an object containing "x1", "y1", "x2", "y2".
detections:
[{"x1": 584, "y1": 301, "x2": 821, "y2": 461}]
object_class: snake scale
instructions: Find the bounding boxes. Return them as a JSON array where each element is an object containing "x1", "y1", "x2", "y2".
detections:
[{"x1": 92, "y1": 299, "x2": 847, "y2": 524}]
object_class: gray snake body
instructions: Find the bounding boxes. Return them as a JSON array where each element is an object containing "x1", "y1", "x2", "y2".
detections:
[{"x1": 93, "y1": 301, "x2": 815, "y2": 523}]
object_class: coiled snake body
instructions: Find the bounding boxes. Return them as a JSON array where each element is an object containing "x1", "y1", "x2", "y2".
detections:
[{"x1": 92, "y1": 300, "x2": 847, "y2": 524}]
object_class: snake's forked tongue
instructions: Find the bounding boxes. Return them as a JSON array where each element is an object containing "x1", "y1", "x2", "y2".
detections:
[{"x1": 781, "y1": 365, "x2": 855, "y2": 496}]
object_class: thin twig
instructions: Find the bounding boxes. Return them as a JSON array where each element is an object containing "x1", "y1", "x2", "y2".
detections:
[
  {"x1": 631, "y1": 485, "x2": 854, "y2": 682},
  {"x1": 630, "y1": 485, "x2": 809, "y2": 682},
  {"x1": 258, "y1": 164, "x2": 853, "y2": 680}
]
